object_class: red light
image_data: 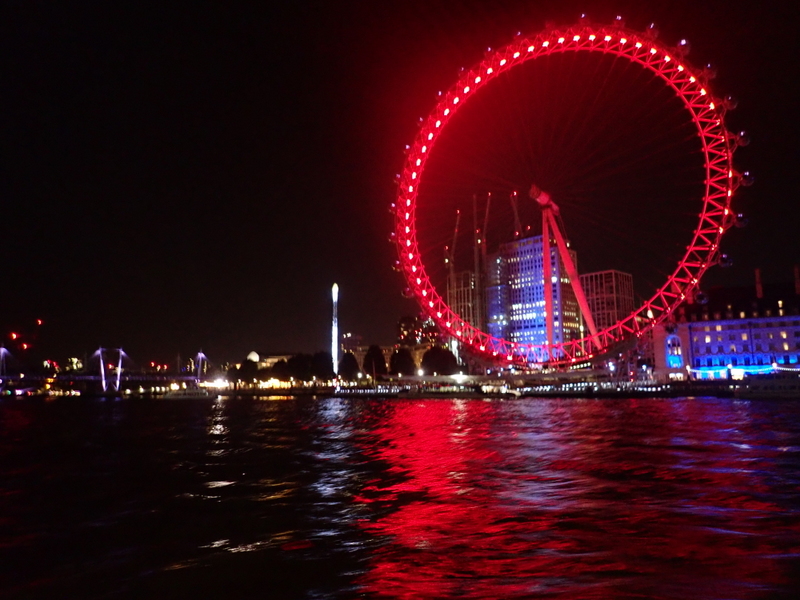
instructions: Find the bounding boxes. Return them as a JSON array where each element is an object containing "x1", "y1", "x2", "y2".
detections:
[
  {"x1": 150, "y1": 362, "x2": 156, "y2": 367},
  {"x1": 21, "y1": 343, "x2": 29, "y2": 350},
  {"x1": 10, "y1": 332, "x2": 18, "y2": 340},
  {"x1": 36, "y1": 319, "x2": 43, "y2": 325}
]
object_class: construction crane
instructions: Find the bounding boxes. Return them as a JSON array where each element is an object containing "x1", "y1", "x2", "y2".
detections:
[
  {"x1": 509, "y1": 191, "x2": 523, "y2": 239},
  {"x1": 444, "y1": 209, "x2": 461, "y2": 296}
]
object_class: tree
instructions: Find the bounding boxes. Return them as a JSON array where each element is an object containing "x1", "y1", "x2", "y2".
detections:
[
  {"x1": 362, "y1": 345, "x2": 388, "y2": 377},
  {"x1": 286, "y1": 353, "x2": 313, "y2": 381},
  {"x1": 311, "y1": 351, "x2": 335, "y2": 380},
  {"x1": 420, "y1": 346, "x2": 459, "y2": 375},
  {"x1": 337, "y1": 352, "x2": 360, "y2": 380},
  {"x1": 238, "y1": 357, "x2": 259, "y2": 381},
  {"x1": 270, "y1": 359, "x2": 290, "y2": 380},
  {"x1": 389, "y1": 348, "x2": 417, "y2": 375}
]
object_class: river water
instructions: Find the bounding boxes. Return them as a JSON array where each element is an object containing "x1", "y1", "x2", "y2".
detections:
[{"x1": 1, "y1": 395, "x2": 800, "y2": 599}]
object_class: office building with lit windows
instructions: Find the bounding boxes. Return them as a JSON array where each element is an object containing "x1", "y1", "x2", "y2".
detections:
[
  {"x1": 579, "y1": 270, "x2": 635, "y2": 331},
  {"x1": 447, "y1": 271, "x2": 481, "y2": 330},
  {"x1": 653, "y1": 279, "x2": 800, "y2": 380},
  {"x1": 485, "y1": 235, "x2": 581, "y2": 349}
]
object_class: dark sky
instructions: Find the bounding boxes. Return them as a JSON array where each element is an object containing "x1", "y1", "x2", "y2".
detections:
[{"x1": 1, "y1": 0, "x2": 798, "y2": 365}]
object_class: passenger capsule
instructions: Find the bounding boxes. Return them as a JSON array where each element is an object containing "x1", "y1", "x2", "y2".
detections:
[{"x1": 736, "y1": 131, "x2": 750, "y2": 147}]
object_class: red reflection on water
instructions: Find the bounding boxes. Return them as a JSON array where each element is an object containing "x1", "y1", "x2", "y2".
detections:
[{"x1": 352, "y1": 398, "x2": 799, "y2": 599}]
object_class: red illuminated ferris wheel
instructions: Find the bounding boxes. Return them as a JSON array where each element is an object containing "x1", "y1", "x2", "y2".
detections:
[{"x1": 392, "y1": 19, "x2": 747, "y2": 369}]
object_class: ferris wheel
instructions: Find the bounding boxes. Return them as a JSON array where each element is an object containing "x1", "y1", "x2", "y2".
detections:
[{"x1": 392, "y1": 17, "x2": 747, "y2": 369}]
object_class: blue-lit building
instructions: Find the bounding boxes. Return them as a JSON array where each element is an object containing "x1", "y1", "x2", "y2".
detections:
[
  {"x1": 653, "y1": 279, "x2": 800, "y2": 381},
  {"x1": 486, "y1": 235, "x2": 581, "y2": 355}
]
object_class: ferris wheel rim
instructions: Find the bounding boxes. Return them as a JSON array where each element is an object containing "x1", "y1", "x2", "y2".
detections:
[{"x1": 393, "y1": 22, "x2": 738, "y2": 368}]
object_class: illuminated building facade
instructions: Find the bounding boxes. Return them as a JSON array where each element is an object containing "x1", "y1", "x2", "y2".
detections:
[
  {"x1": 486, "y1": 254, "x2": 509, "y2": 340},
  {"x1": 579, "y1": 270, "x2": 635, "y2": 331},
  {"x1": 397, "y1": 315, "x2": 441, "y2": 346},
  {"x1": 446, "y1": 271, "x2": 480, "y2": 329},
  {"x1": 486, "y1": 235, "x2": 581, "y2": 347},
  {"x1": 652, "y1": 279, "x2": 800, "y2": 381}
]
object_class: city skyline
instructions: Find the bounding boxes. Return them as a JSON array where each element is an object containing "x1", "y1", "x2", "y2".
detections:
[{"x1": 2, "y1": 0, "x2": 797, "y2": 363}]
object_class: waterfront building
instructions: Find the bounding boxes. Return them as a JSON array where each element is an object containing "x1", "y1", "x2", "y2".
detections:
[
  {"x1": 241, "y1": 352, "x2": 293, "y2": 371},
  {"x1": 446, "y1": 271, "x2": 480, "y2": 329},
  {"x1": 580, "y1": 270, "x2": 635, "y2": 331},
  {"x1": 485, "y1": 254, "x2": 509, "y2": 340},
  {"x1": 651, "y1": 275, "x2": 800, "y2": 381},
  {"x1": 341, "y1": 332, "x2": 363, "y2": 353},
  {"x1": 397, "y1": 315, "x2": 441, "y2": 346},
  {"x1": 486, "y1": 235, "x2": 581, "y2": 350}
]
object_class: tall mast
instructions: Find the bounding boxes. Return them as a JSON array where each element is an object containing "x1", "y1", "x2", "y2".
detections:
[
  {"x1": 115, "y1": 349, "x2": 124, "y2": 392},
  {"x1": 331, "y1": 283, "x2": 339, "y2": 375},
  {"x1": 98, "y1": 347, "x2": 107, "y2": 392}
]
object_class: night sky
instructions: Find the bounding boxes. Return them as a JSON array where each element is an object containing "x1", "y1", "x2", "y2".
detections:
[{"x1": 1, "y1": 0, "x2": 798, "y2": 365}]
